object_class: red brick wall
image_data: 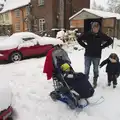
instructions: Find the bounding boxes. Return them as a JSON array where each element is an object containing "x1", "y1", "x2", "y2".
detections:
[
  {"x1": 31, "y1": 0, "x2": 90, "y2": 35},
  {"x1": 65, "y1": 0, "x2": 90, "y2": 29}
]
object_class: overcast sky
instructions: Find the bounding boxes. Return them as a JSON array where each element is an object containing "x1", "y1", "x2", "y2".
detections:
[{"x1": 90, "y1": 0, "x2": 108, "y2": 8}]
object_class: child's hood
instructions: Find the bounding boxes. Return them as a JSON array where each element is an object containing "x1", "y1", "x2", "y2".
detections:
[{"x1": 109, "y1": 53, "x2": 119, "y2": 63}]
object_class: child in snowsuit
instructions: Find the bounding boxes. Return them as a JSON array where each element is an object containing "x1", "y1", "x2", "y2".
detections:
[{"x1": 100, "y1": 53, "x2": 120, "y2": 88}]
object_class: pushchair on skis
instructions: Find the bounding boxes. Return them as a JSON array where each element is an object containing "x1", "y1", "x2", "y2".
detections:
[{"x1": 47, "y1": 45, "x2": 94, "y2": 109}]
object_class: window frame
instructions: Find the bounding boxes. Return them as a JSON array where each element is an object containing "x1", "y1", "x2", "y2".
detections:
[
  {"x1": 14, "y1": 9, "x2": 20, "y2": 18},
  {"x1": 15, "y1": 22, "x2": 20, "y2": 32},
  {"x1": 26, "y1": 6, "x2": 30, "y2": 16},
  {"x1": 38, "y1": 0, "x2": 45, "y2": 6},
  {"x1": 39, "y1": 18, "x2": 45, "y2": 32}
]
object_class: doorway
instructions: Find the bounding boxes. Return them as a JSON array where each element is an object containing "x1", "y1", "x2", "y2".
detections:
[{"x1": 84, "y1": 18, "x2": 102, "y2": 33}]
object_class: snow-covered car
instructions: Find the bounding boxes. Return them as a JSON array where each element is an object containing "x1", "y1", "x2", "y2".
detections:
[{"x1": 0, "y1": 32, "x2": 63, "y2": 62}]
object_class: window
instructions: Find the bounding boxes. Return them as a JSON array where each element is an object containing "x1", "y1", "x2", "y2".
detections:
[
  {"x1": 38, "y1": 0, "x2": 44, "y2": 6},
  {"x1": 39, "y1": 19, "x2": 45, "y2": 32},
  {"x1": 15, "y1": 22, "x2": 20, "y2": 32},
  {"x1": 5, "y1": 13, "x2": 9, "y2": 20},
  {"x1": 15, "y1": 9, "x2": 20, "y2": 17},
  {"x1": 34, "y1": 19, "x2": 37, "y2": 25},
  {"x1": 26, "y1": 6, "x2": 30, "y2": 16},
  {"x1": 22, "y1": 37, "x2": 35, "y2": 41},
  {"x1": 0, "y1": 15, "x2": 3, "y2": 20}
]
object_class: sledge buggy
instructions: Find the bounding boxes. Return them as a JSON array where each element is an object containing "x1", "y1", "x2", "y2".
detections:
[{"x1": 50, "y1": 46, "x2": 94, "y2": 109}]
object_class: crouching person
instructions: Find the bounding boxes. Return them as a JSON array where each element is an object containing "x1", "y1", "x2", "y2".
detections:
[
  {"x1": 100, "y1": 53, "x2": 120, "y2": 88},
  {"x1": 60, "y1": 63, "x2": 94, "y2": 98}
]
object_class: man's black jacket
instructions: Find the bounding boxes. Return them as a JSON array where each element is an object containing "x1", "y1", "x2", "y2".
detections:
[{"x1": 77, "y1": 32, "x2": 113, "y2": 58}]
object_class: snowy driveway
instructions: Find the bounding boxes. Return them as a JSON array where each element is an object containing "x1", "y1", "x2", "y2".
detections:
[{"x1": 0, "y1": 43, "x2": 120, "y2": 120}]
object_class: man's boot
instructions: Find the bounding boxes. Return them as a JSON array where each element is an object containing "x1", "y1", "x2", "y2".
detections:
[
  {"x1": 113, "y1": 85, "x2": 116, "y2": 89},
  {"x1": 93, "y1": 77, "x2": 98, "y2": 88},
  {"x1": 108, "y1": 82, "x2": 111, "y2": 86}
]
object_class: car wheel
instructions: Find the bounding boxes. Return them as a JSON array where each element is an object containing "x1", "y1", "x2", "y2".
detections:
[{"x1": 9, "y1": 52, "x2": 22, "y2": 62}]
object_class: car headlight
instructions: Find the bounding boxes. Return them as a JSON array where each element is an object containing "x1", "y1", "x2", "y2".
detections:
[{"x1": 0, "y1": 54, "x2": 4, "y2": 56}]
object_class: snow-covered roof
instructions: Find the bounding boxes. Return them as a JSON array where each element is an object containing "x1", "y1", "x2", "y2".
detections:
[
  {"x1": 0, "y1": 0, "x2": 5, "y2": 4},
  {"x1": 0, "y1": 0, "x2": 30, "y2": 13},
  {"x1": 69, "y1": 8, "x2": 120, "y2": 20}
]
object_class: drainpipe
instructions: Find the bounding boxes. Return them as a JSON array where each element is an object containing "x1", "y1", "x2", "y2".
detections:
[
  {"x1": 64, "y1": 0, "x2": 66, "y2": 29},
  {"x1": 70, "y1": 0, "x2": 72, "y2": 16},
  {"x1": 28, "y1": 3, "x2": 33, "y2": 32}
]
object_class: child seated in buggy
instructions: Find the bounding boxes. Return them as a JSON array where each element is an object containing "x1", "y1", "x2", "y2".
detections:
[{"x1": 43, "y1": 45, "x2": 94, "y2": 109}]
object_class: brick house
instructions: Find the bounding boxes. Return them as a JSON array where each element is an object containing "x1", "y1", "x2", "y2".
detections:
[
  {"x1": 11, "y1": 5, "x2": 30, "y2": 33},
  {"x1": 31, "y1": 0, "x2": 90, "y2": 36},
  {"x1": 0, "y1": 0, "x2": 31, "y2": 34}
]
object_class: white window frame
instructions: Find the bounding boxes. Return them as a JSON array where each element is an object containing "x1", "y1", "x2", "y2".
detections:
[
  {"x1": 38, "y1": 0, "x2": 44, "y2": 6},
  {"x1": 26, "y1": 6, "x2": 30, "y2": 16},
  {"x1": 39, "y1": 19, "x2": 45, "y2": 32},
  {"x1": 15, "y1": 22, "x2": 20, "y2": 32},
  {"x1": 5, "y1": 13, "x2": 9, "y2": 20},
  {"x1": 15, "y1": 9, "x2": 20, "y2": 18}
]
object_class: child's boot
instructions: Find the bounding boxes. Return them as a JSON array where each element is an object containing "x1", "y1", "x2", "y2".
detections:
[{"x1": 113, "y1": 85, "x2": 116, "y2": 88}]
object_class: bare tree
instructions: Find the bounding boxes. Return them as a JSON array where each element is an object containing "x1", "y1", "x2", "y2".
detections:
[
  {"x1": 92, "y1": 0, "x2": 105, "y2": 11},
  {"x1": 107, "y1": 0, "x2": 120, "y2": 13}
]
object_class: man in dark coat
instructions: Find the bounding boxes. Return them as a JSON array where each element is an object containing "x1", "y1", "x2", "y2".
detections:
[{"x1": 77, "y1": 22, "x2": 113, "y2": 88}]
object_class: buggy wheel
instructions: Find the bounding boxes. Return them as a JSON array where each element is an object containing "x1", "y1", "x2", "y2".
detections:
[
  {"x1": 7, "y1": 117, "x2": 13, "y2": 120},
  {"x1": 67, "y1": 99, "x2": 76, "y2": 110},
  {"x1": 50, "y1": 91, "x2": 60, "y2": 101}
]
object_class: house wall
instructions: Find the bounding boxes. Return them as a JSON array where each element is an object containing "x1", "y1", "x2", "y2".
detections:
[
  {"x1": 70, "y1": 19, "x2": 84, "y2": 28},
  {"x1": 31, "y1": 0, "x2": 53, "y2": 35},
  {"x1": 31, "y1": 0, "x2": 90, "y2": 36},
  {"x1": 11, "y1": 5, "x2": 29, "y2": 33}
]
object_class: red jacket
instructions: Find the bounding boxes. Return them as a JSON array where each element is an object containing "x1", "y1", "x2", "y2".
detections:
[{"x1": 43, "y1": 48, "x2": 55, "y2": 80}]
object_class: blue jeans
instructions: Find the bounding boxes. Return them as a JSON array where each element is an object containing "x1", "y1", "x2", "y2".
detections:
[{"x1": 84, "y1": 56, "x2": 100, "y2": 78}]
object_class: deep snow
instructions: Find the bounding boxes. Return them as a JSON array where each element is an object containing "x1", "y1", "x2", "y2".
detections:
[{"x1": 0, "y1": 39, "x2": 120, "y2": 120}]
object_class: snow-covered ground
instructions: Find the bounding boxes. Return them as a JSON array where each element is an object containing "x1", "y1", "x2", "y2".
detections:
[{"x1": 0, "y1": 39, "x2": 120, "y2": 120}]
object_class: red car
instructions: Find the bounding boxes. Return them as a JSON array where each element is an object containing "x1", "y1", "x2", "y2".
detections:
[
  {"x1": 0, "y1": 106, "x2": 13, "y2": 120},
  {"x1": 0, "y1": 32, "x2": 63, "y2": 62}
]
